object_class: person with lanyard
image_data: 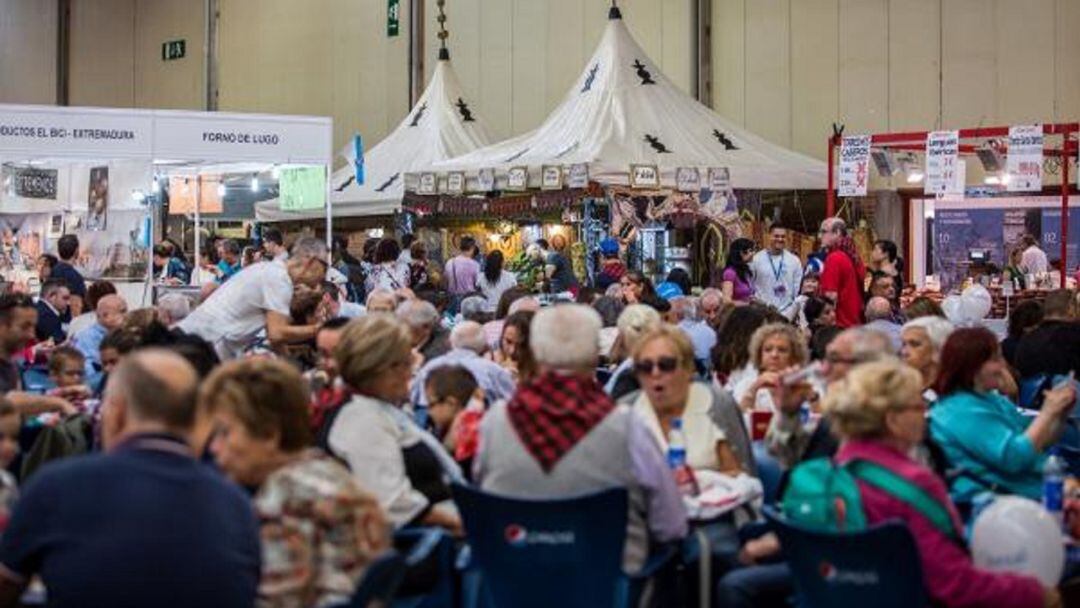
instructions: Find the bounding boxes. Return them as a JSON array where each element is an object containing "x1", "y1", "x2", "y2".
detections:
[{"x1": 750, "y1": 225, "x2": 802, "y2": 316}]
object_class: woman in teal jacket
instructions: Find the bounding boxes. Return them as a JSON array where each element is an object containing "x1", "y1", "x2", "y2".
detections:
[{"x1": 928, "y1": 327, "x2": 1075, "y2": 505}]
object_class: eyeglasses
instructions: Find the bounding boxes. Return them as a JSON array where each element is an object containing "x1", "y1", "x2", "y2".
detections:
[
  {"x1": 824, "y1": 353, "x2": 858, "y2": 365},
  {"x1": 634, "y1": 356, "x2": 679, "y2": 375}
]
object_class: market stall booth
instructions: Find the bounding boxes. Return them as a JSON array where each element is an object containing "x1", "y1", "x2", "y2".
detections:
[
  {"x1": 405, "y1": 4, "x2": 826, "y2": 286},
  {"x1": 826, "y1": 123, "x2": 1077, "y2": 319},
  {"x1": 0, "y1": 104, "x2": 332, "y2": 305}
]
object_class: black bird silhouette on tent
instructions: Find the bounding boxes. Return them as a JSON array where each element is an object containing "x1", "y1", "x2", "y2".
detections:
[
  {"x1": 581, "y1": 63, "x2": 599, "y2": 92},
  {"x1": 644, "y1": 134, "x2": 671, "y2": 153},
  {"x1": 505, "y1": 148, "x2": 529, "y2": 162},
  {"x1": 712, "y1": 129, "x2": 738, "y2": 150},
  {"x1": 374, "y1": 173, "x2": 400, "y2": 193},
  {"x1": 408, "y1": 102, "x2": 428, "y2": 127},
  {"x1": 335, "y1": 176, "x2": 355, "y2": 192},
  {"x1": 632, "y1": 59, "x2": 655, "y2": 85},
  {"x1": 456, "y1": 98, "x2": 475, "y2": 122}
]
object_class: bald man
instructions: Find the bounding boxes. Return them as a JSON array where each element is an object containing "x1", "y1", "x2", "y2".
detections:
[
  {"x1": 864, "y1": 296, "x2": 902, "y2": 353},
  {"x1": 0, "y1": 350, "x2": 260, "y2": 608},
  {"x1": 71, "y1": 294, "x2": 128, "y2": 382}
]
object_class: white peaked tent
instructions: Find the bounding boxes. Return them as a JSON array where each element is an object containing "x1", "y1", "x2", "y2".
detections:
[
  {"x1": 412, "y1": 6, "x2": 824, "y2": 192},
  {"x1": 256, "y1": 49, "x2": 491, "y2": 221}
]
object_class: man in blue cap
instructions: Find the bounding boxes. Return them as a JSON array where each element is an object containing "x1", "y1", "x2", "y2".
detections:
[{"x1": 596, "y1": 237, "x2": 626, "y2": 290}]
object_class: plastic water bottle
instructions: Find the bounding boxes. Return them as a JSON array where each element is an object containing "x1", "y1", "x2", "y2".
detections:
[
  {"x1": 1044, "y1": 448, "x2": 1066, "y2": 529},
  {"x1": 667, "y1": 417, "x2": 687, "y2": 470}
]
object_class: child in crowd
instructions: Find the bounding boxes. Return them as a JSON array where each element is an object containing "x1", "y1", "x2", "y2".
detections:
[
  {"x1": 47, "y1": 346, "x2": 92, "y2": 413},
  {"x1": 423, "y1": 365, "x2": 485, "y2": 477},
  {"x1": 0, "y1": 400, "x2": 20, "y2": 533}
]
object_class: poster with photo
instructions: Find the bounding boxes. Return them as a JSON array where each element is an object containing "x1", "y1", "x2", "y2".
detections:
[
  {"x1": 87, "y1": 166, "x2": 109, "y2": 231},
  {"x1": 47, "y1": 213, "x2": 64, "y2": 239}
]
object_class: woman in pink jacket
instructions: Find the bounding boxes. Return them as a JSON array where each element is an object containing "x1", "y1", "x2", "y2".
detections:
[{"x1": 827, "y1": 359, "x2": 1055, "y2": 608}]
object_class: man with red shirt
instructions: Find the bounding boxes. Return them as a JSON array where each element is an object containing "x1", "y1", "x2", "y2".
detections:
[{"x1": 818, "y1": 217, "x2": 866, "y2": 328}]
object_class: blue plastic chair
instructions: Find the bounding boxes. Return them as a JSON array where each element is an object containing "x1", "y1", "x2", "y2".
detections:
[
  {"x1": 392, "y1": 527, "x2": 457, "y2": 608},
  {"x1": 452, "y1": 483, "x2": 674, "y2": 608},
  {"x1": 349, "y1": 549, "x2": 407, "y2": 608},
  {"x1": 764, "y1": 507, "x2": 925, "y2": 608}
]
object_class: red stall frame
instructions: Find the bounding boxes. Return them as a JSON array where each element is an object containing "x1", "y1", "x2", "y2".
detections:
[{"x1": 826, "y1": 123, "x2": 1079, "y2": 287}]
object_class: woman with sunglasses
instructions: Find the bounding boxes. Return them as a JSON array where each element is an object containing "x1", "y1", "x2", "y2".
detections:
[
  {"x1": 326, "y1": 314, "x2": 464, "y2": 535},
  {"x1": 620, "y1": 325, "x2": 755, "y2": 475}
]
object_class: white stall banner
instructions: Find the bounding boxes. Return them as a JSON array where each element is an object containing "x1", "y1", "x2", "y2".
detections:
[
  {"x1": 925, "y1": 130, "x2": 961, "y2": 195},
  {"x1": 506, "y1": 167, "x2": 528, "y2": 191},
  {"x1": 708, "y1": 167, "x2": 731, "y2": 193},
  {"x1": 153, "y1": 111, "x2": 332, "y2": 164},
  {"x1": 838, "y1": 135, "x2": 871, "y2": 196},
  {"x1": 1007, "y1": 125, "x2": 1043, "y2": 192},
  {"x1": 477, "y1": 168, "x2": 495, "y2": 192},
  {"x1": 0, "y1": 106, "x2": 152, "y2": 159},
  {"x1": 446, "y1": 172, "x2": 465, "y2": 195},
  {"x1": 675, "y1": 167, "x2": 701, "y2": 192},
  {"x1": 540, "y1": 166, "x2": 563, "y2": 190}
]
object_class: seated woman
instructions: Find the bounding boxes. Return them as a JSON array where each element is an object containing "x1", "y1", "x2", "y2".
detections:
[
  {"x1": 328, "y1": 314, "x2": 463, "y2": 534},
  {"x1": 829, "y1": 359, "x2": 1054, "y2": 608},
  {"x1": 202, "y1": 357, "x2": 390, "y2": 607},
  {"x1": 899, "y1": 316, "x2": 954, "y2": 401},
  {"x1": 490, "y1": 310, "x2": 536, "y2": 383},
  {"x1": 732, "y1": 323, "x2": 812, "y2": 413},
  {"x1": 929, "y1": 327, "x2": 1076, "y2": 505},
  {"x1": 618, "y1": 325, "x2": 753, "y2": 475}
]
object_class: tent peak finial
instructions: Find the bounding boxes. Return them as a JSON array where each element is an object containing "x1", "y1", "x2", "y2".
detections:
[
  {"x1": 608, "y1": 1, "x2": 622, "y2": 20},
  {"x1": 438, "y1": 47, "x2": 450, "y2": 61}
]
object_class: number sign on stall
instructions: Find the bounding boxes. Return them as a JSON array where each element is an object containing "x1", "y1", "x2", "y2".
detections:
[
  {"x1": 925, "y1": 130, "x2": 961, "y2": 195},
  {"x1": 838, "y1": 135, "x2": 872, "y2": 197},
  {"x1": 1006, "y1": 125, "x2": 1043, "y2": 192}
]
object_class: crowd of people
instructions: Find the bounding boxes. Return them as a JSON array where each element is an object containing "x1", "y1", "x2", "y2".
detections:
[{"x1": 0, "y1": 217, "x2": 1075, "y2": 607}]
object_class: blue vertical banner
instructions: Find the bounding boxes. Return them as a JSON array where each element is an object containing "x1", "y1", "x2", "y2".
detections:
[
  {"x1": 932, "y1": 208, "x2": 1004, "y2": 292},
  {"x1": 1040, "y1": 208, "x2": 1080, "y2": 269},
  {"x1": 353, "y1": 134, "x2": 364, "y2": 186}
]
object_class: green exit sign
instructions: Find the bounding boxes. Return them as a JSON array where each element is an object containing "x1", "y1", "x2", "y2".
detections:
[{"x1": 162, "y1": 39, "x2": 186, "y2": 61}]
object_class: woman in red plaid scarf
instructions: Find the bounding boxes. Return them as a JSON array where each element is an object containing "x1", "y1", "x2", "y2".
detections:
[{"x1": 473, "y1": 304, "x2": 686, "y2": 572}]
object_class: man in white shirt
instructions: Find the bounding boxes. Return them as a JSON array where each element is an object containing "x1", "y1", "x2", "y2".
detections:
[
  {"x1": 750, "y1": 225, "x2": 803, "y2": 315},
  {"x1": 178, "y1": 237, "x2": 328, "y2": 360},
  {"x1": 1020, "y1": 234, "x2": 1049, "y2": 276}
]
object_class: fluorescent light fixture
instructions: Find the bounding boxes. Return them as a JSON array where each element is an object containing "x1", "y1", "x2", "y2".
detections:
[
  {"x1": 250, "y1": 175, "x2": 259, "y2": 192},
  {"x1": 217, "y1": 182, "x2": 226, "y2": 197},
  {"x1": 151, "y1": 178, "x2": 161, "y2": 194},
  {"x1": 906, "y1": 170, "x2": 924, "y2": 184},
  {"x1": 271, "y1": 165, "x2": 280, "y2": 179},
  {"x1": 984, "y1": 175, "x2": 1001, "y2": 185}
]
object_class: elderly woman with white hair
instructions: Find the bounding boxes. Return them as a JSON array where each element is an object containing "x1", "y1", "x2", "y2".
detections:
[
  {"x1": 474, "y1": 304, "x2": 686, "y2": 572},
  {"x1": 396, "y1": 298, "x2": 450, "y2": 363},
  {"x1": 605, "y1": 304, "x2": 663, "y2": 399},
  {"x1": 899, "y1": 316, "x2": 954, "y2": 400},
  {"x1": 328, "y1": 314, "x2": 463, "y2": 534}
]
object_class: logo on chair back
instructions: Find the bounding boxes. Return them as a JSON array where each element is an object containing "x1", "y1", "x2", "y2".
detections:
[
  {"x1": 503, "y1": 524, "x2": 575, "y2": 548},
  {"x1": 817, "y1": 561, "x2": 879, "y2": 586}
]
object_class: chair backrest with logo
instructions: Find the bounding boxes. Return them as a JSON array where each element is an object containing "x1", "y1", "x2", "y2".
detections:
[
  {"x1": 765, "y1": 506, "x2": 925, "y2": 608},
  {"x1": 452, "y1": 483, "x2": 630, "y2": 608}
]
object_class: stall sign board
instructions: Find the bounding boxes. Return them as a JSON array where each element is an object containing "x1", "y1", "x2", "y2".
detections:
[
  {"x1": 162, "y1": 39, "x2": 186, "y2": 61},
  {"x1": 629, "y1": 164, "x2": 659, "y2": 189},
  {"x1": 8, "y1": 167, "x2": 58, "y2": 199},
  {"x1": 0, "y1": 106, "x2": 152, "y2": 159},
  {"x1": 540, "y1": 165, "x2": 563, "y2": 190},
  {"x1": 925, "y1": 130, "x2": 961, "y2": 195},
  {"x1": 567, "y1": 163, "x2": 588, "y2": 189},
  {"x1": 675, "y1": 167, "x2": 700, "y2": 192},
  {"x1": 506, "y1": 166, "x2": 528, "y2": 191},
  {"x1": 477, "y1": 168, "x2": 495, "y2": 192},
  {"x1": 1006, "y1": 124, "x2": 1042, "y2": 192},
  {"x1": 838, "y1": 135, "x2": 871, "y2": 197},
  {"x1": 417, "y1": 172, "x2": 437, "y2": 195},
  {"x1": 153, "y1": 112, "x2": 332, "y2": 165},
  {"x1": 708, "y1": 167, "x2": 731, "y2": 193},
  {"x1": 279, "y1": 167, "x2": 326, "y2": 211},
  {"x1": 446, "y1": 172, "x2": 465, "y2": 195}
]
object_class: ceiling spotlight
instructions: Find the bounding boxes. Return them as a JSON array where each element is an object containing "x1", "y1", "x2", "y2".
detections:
[
  {"x1": 131, "y1": 190, "x2": 146, "y2": 203},
  {"x1": 271, "y1": 165, "x2": 280, "y2": 180},
  {"x1": 984, "y1": 175, "x2": 1001, "y2": 186},
  {"x1": 217, "y1": 182, "x2": 226, "y2": 197},
  {"x1": 906, "y1": 170, "x2": 924, "y2": 184},
  {"x1": 151, "y1": 178, "x2": 161, "y2": 194},
  {"x1": 250, "y1": 174, "x2": 259, "y2": 192}
]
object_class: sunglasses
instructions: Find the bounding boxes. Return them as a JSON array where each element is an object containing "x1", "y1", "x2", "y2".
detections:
[{"x1": 634, "y1": 356, "x2": 679, "y2": 375}]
